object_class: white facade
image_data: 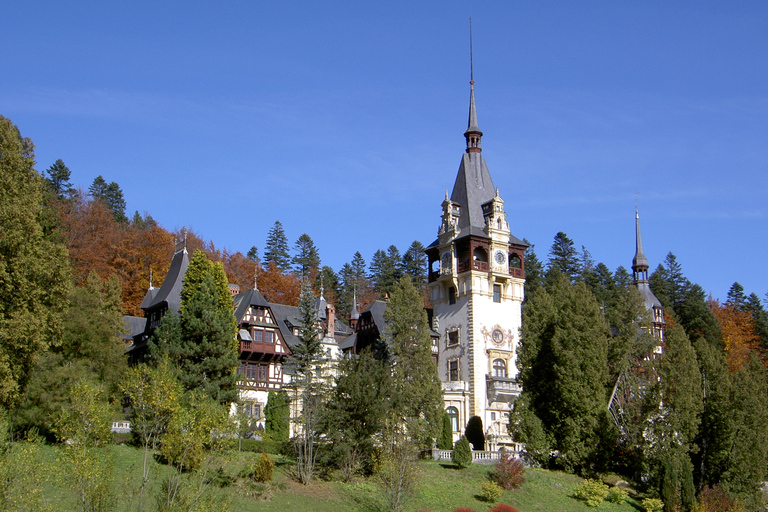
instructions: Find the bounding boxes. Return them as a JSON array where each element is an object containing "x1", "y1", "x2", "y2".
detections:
[{"x1": 426, "y1": 82, "x2": 526, "y2": 449}]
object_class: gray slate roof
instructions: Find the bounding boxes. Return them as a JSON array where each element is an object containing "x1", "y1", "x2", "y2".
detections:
[
  {"x1": 144, "y1": 249, "x2": 189, "y2": 313},
  {"x1": 451, "y1": 152, "x2": 496, "y2": 236}
]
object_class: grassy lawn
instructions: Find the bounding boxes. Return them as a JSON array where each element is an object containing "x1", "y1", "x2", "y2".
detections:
[{"x1": 19, "y1": 443, "x2": 644, "y2": 512}]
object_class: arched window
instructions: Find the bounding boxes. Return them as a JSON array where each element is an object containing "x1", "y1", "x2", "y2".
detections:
[
  {"x1": 472, "y1": 247, "x2": 488, "y2": 262},
  {"x1": 509, "y1": 253, "x2": 522, "y2": 269},
  {"x1": 493, "y1": 359, "x2": 507, "y2": 378},
  {"x1": 446, "y1": 406, "x2": 459, "y2": 432}
]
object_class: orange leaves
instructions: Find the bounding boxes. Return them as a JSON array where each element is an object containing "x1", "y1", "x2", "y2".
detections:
[{"x1": 709, "y1": 299, "x2": 761, "y2": 372}]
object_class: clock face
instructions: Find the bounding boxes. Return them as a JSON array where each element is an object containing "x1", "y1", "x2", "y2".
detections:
[
  {"x1": 492, "y1": 329, "x2": 504, "y2": 345},
  {"x1": 494, "y1": 250, "x2": 506, "y2": 265}
]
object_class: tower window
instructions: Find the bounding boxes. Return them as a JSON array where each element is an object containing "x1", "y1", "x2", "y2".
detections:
[
  {"x1": 449, "y1": 286, "x2": 456, "y2": 305},
  {"x1": 446, "y1": 406, "x2": 459, "y2": 432},
  {"x1": 448, "y1": 359, "x2": 459, "y2": 381},
  {"x1": 493, "y1": 359, "x2": 507, "y2": 378},
  {"x1": 447, "y1": 330, "x2": 459, "y2": 347},
  {"x1": 493, "y1": 284, "x2": 501, "y2": 303},
  {"x1": 509, "y1": 253, "x2": 522, "y2": 269}
]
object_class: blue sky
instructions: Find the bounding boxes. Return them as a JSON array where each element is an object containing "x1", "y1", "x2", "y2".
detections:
[{"x1": 3, "y1": 1, "x2": 767, "y2": 301}]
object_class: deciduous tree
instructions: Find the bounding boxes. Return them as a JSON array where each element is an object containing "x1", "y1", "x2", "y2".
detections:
[{"x1": 0, "y1": 115, "x2": 71, "y2": 408}]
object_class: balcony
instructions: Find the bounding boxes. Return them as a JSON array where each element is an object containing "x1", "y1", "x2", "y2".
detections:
[
  {"x1": 457, "y1": 261, "x2": 489, "y2": 273},
  {"x1": 486, "y1": 376, "x2": 522, "y2": 403},
  {"x1": 442, "y1": 380, "x2": 468, "y2": 392}
]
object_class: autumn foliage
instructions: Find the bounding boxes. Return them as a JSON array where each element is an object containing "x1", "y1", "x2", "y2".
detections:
[{"x1": 708, "y1": 299, "x2": 762, "y2": 372}]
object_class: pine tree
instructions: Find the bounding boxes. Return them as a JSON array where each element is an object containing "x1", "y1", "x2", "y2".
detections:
[
  {"x1": 287, "y1": 281, "x2": 329, "y2": 484},
  {"x1": 720, "y1": 353, "x2": 768, "y2": 507},
  {"x1": 0, "y1": 115, "x2": 72, "y2": 408},
  {"x1": 370, "y1": 247, "x2": 401, "y2": 295},
  {"x1": 726, "y1": 282, "x2": 747, "y2": 310},
  {"x1": 44, "y1": 159, "x2": 74, "y2": 198},
  {"x1": 89, "y1": 175, "x2": 127, "y2": 223},
  {"x1": 514, "y1": 273, "x2": 611, "y2": 473},
  {"x1": 293, "y1": 233, "x2": 320, "y2": 276},
  {"x1": 154, "y1": 261, "x2": 238, "y2": 404},
  {"x1": 382, "y1": 276, "x2": 443, "y2": 449},
  {"x1": 691, "y1": 338, "x2": 733, "y2": 490},
  {"x1": 402, "y1": 240, "x2": 427, "y2": 287},
  {"x1": 547, "y1": 231, "x2": 580, "y2": 283},
  {"x1": 522, "y1": 240, "x2": 544, "y2": 299},
  {"x1": 246, "y1": 245, "x2": 260, "y2": 263},
  {"x1": 264, "y1": 221, "x2": 291, "y2": 272},
  {"x1": 323, "y1": 349, "x2": 392, "y2": 472},
  {"x1": 351, "y1": 252, "x2": 367, "y2": 280}
]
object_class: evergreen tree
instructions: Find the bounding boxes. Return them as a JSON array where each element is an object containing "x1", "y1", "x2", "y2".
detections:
[
  {"x1": 351, "y1": 251, "x2": 367, "y2": 280},
  {"x1": 155, "y1": 271, "x2": 238, "y2": 404},
  {"x1": 293, "y1": 233, "x2": 320, "y2": 276},
  {"x1": 522, "y1": 240, "x2": 544, "y2": 299},
  {"x1": 246, "y1": 245, "x2": 259, "y2": 263},
  {"x1": 547, "y1": 231, "x2": 580, "y2": 283},
  {"x1": 465, "y1": 416, "x2": 485, "y2": 450},
  {"x1": 15, "y1": 271, "x2": 126, "y2": 439},
  {"x1": 513, "y1": 273, "x2": 611, "y2": 473},
  {"x1": 370, "y1": 247, "x2": 401, "y2": 295},
  {"x1": 613, "y1": 265, "x2": 633, "y2": 291},
  {"x1": 323, "y1": 349, "x2": 392, "y2": 473},
  {"x1": 264, "y1": 221, "x2": 291, "y2": 272},
  {"x1": 287, "y1": 281, "x2": 329, "y2": 484},
  {"x1": 130, "y1": 210, "x2": 156, "y2": 229},
  {"x1": 44, "y1": 159, "x2": 74, "y2": 198},
  {"x1": 645, "y1": 325, "x2": 703, "y2": 464},
  {"x1": 691, "y1": 339, "x2": 733, "y2": 490},
  {"x1": 179, "y1": 250, "x2": 232, "y2": 314},
  {"x1": 452, "y1": 436, "x2": 473, "y2": 468},
  {"x1": 89, "y1": 175, "x2": 127, "y2": 223},
  {"x1": 726, "y1": 282, "x2": 747, "y2": 310},
  {"x1": 438, "y1": 413, "x2": 453, "y2": 450},
  {"x1": 745, "y1": 292, "x2": 768, "y2": 351},
  {"x1": 402, "y1": 240, "x2": 427, "y2": 287},
  {"x1": 0, "y1": 115, "x2": 72, "y2": 408},
  {"x1": 720, "y1": 353, "x2": 768, "y2": 507},
  {"x1": 264, "y1": 390, "x2": 290, "y2": 444},
  {"x1": 382, "y1": 276, "x2": 443, "y2": 449}
]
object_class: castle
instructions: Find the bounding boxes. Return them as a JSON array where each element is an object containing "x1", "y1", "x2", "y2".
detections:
[{"x1": 126, "y1": 74, "x2": 663, "y2": 448}]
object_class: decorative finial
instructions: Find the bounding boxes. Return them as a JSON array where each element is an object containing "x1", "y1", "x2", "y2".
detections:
[
  {"x1": 149, "y1": 269, "x2": 154, "y2": 289},
  {"x1": 253, "y1": 264, "x2": 258, "y2": 290},
  {"x1": 469, "y1": 17, "x2": 474, "y2": 86}
]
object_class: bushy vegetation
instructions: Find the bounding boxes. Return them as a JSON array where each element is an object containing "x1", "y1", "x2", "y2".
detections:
[
  {"x1": 452, "y1": 436, "x2": 473, "y2": 469},
  {"x1": 606, "y1": 486, "x2": 628, "y2": 504},
  {"x1": 490, "y1": 453, "x2": 525, "y2": 490},
  {"x1": 479, "y1": 481, "x2": 503, "y2": 503},
  {"x1": 253, "y1": 452, "x2": 274, "y2": 483},
  {"x1": 573, "y1": 479, "x2": 610, "y2": 507}
]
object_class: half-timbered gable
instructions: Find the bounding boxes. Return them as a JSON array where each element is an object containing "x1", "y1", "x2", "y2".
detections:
[{"x1": 233, "y1": 288, "x2": 293, "y2": 393}]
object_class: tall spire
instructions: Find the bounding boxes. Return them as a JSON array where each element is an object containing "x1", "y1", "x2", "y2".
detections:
[
  {"x1": 465, "y1": 17, "x2": 482, "y2": 153},
  {"x1": 632, "y1": 204, "x2": 649, "y2": 282}
]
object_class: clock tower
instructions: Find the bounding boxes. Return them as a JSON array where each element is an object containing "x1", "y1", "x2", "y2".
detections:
[{"x1": 426, "y1": 77, "x2": 527, "y2": 448}]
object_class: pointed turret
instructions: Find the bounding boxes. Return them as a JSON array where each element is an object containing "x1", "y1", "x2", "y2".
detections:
[
  {"x1": 464, "y1": 80, "x2": 483, "y2": 154},
  {"x1": 632, "y1": 206, "x2": 649, "y2": 282},
  {"x1": 631, "y1": 206, "x2": 665, "y2": 341}
]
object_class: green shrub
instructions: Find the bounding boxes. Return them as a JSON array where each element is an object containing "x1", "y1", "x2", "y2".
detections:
[
  {"x1": 480, "y1": 481, "x2": 502, "y2": 503},
  {"x1": 573, "y1": 479, "x2": 610, "y2": 507},
  {"x1": 490, "y1": 453, "x2": 525, "y2": 490},
  {"x1": 253, "y1": 452, "x2": 274, "y2": 483},
  {"x1": 438, "y1": 413, "x2": 453, "y2": 450},
  {"x1": 452, "y1": 436, "x2": 472, "y2": 469},
  {"x1": 606, "y1": 486, "x2": 628, "y2": 504},
  {"x1": 642, "y1": 498, "x2": 664, "y2": 512}
]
